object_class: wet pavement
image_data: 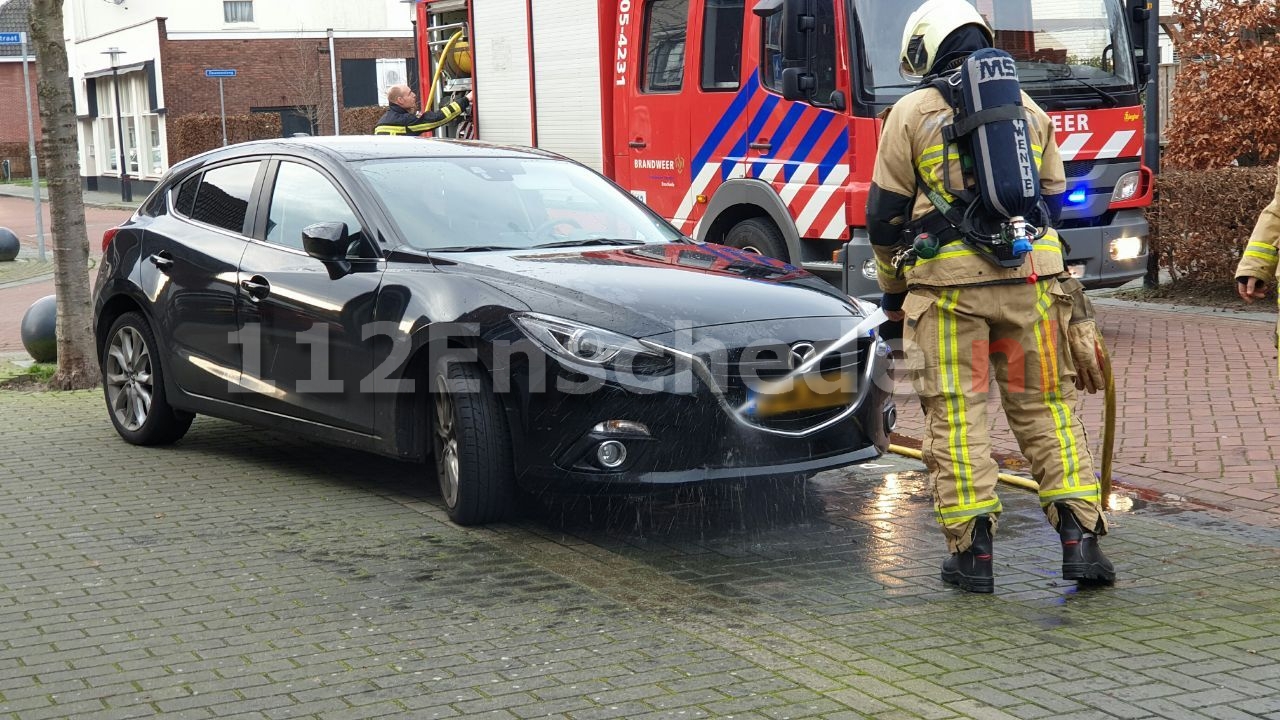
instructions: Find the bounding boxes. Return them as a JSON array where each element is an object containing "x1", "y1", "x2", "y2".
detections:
[{"x1": 1, "y1": 389, "x2": 1280, "y2": 719}]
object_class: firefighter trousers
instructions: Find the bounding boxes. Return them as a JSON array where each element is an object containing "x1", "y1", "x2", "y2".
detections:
[{"x1": 901, "y1": 278, "x2": 1108, "y2": 554}]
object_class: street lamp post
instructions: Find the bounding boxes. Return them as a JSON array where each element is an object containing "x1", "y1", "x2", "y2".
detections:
[{"x1": 101, "y1": 47, "x2": 131, "y2": 203}]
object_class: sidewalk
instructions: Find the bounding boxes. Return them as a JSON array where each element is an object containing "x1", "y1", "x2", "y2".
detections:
[{"x1": 0, "y1": 181, "x2": 142, "y2": 211}]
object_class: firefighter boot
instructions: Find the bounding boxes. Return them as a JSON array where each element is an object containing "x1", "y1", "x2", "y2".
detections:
[
  {"x1": 1056, "y1": 502, "x2": 1115, "y2": 584},
  {"x1": 941, "y1": 515, "x2": 994, "y2": 593}
]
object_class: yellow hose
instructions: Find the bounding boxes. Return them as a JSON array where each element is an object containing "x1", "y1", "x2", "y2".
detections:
[
  {"x1": 425, "y1": 30, "x2": 466, "y2": 112},
  {"x1": 888, "y1": 444, "x2": 1039, "y2": 491}
]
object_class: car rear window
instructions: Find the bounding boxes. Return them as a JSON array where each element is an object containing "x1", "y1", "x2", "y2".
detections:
[{"x1": 187, "y1": 161, "x2": 262, "y2": 234}]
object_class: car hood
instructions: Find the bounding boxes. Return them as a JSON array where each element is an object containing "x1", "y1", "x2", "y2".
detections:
[{"x1": 433, "y1": 243, "x2": 861, "y2": 337}]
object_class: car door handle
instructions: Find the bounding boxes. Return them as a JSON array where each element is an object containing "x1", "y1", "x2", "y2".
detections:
[
  {"x1": 148, "y1": 252, "x2": 174, "y2": 272},
  {"x1": 628, "y1": 139, "x2": 647, "y2": 149},
  {"x1": 748, "y1": 140, "x2": 772, "y2": 152},
  {"x1": 240, "y1": 276, "x2": 271, "y2": 301}
]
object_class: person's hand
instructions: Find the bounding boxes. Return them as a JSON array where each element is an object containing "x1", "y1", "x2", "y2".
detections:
[
  {"x1": 1237, "y1": 276, "x2": 1267, "y2": 304},
  {"x1": 885, "y1": 309, "x2": 905, "y2": 322},
  {"x1": 1067, "y1": 319, "x2": 1106, "y2": 394},
  {"x1": 466, "y1": 90, "x2": 474, "y2": 104}
]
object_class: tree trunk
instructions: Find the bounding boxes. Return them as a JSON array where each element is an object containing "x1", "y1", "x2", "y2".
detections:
[{"x1": 28, "y1": 0, "x2": 98, "y2": 390}]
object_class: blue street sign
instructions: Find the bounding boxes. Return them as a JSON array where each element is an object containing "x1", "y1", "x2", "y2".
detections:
[
  {"x1": 204, "y1": 68, "x2": 237, "y2": 78},
  {"x1": 0, "y1": 32, "x2": 24, "y2": 44}
]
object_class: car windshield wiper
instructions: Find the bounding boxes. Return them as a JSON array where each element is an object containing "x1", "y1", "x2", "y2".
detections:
[
  {"x1": 530, "y1": 238, "x2": 648, "y2": 249},
  {"x1": 1022, "y1": 73, "x2": 1119, "y2": 107},
  {"x1": 428, "y1": 245, "x2": 525, "y2": 253}
]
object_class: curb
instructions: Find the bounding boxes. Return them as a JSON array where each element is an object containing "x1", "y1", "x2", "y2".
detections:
[{"x1": 0, "y1": 184, "x2": 140, "y2": 211}]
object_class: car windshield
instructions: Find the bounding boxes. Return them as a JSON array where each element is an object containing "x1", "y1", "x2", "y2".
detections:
[
  {"x1": 854, "y1": 0, "x2": 1136, "y2": 103},
  {"x1": 358, "y1": 156, "x2": 684, "y2": 251}
]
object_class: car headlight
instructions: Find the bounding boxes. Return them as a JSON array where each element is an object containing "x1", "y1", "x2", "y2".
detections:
[
  {"x1": 1111, "y1": 171, "x2": 1141, "y2": 203},
  {"x1": 512, "y1": 313, "x2": 672, "y2": 373}
]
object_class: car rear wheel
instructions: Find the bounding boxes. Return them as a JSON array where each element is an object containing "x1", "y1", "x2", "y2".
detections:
[
  {"x1": 102, "y1": 311, "x2": 194, "y2": 446},
  {"x1": 432, "y1": 361, "x2": 518, "y2": 525},
  {"x1": 723, "y1": 217, "x2": 788, "y2": 261}
]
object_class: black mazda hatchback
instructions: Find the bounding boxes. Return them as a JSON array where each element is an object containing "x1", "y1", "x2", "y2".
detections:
[{"x1": 93, "y1": 137, "x2": 894, "y2": 525}]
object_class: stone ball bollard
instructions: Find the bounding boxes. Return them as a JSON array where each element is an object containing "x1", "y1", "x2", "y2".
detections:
[
  {"x1": 20, "y1": 295, "x2": 58, "y2": 363},
  {"x1": 0, "y1": 226, "x2": 19, "y2": 262}
]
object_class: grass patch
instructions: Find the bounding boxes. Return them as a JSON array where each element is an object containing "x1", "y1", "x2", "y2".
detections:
[
  {"x1": 0, "y1": 362, "x2": 56, "y2": 391},
  {"x1": 1, "y1": 178, "x2": 47, "y2": 188}
]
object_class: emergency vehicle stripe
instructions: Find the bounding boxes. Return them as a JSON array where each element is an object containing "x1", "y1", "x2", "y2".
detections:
[
  {"x1": 785, "y1": 112, "x2": 835, "y2": 182},
  {"x1": 751, "y1": 103, "x2": 807, "y2": 177},
  {"x1": 692, "y1": 72, "x2": 759, "y2": 171},
  {"x1": 1057, "y1": 133, "x2": 1092, "y2": 161},
  {"x1": 820, "y1": 208, "x2": 850, "y2": 241},
  {"x1": 1031, "y1": 282, "x2": 1088, "y2": 496},
  {"x1": 797, "y1": 166, "x2": 849, "y2": 233},
  {"x1": 674, "y1": 163, "x2": 721, "y2": 226},
  {"x1": 780, "y1": 163, "x2": 818, "y2": 205},
  {"x1": 816, "y1": 131, "x2": 849, "y2": 185},
  {"x1": 936, "y1": 289, "x2": 976, "y2": 508},
  {"x1": 1096, "y1": 130, "x2": 1136, "y2": 160}
]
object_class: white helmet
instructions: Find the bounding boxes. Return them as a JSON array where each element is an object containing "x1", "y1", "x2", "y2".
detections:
[{"x1": 900, "y1": 0, "x2": 994, "y2": 78}]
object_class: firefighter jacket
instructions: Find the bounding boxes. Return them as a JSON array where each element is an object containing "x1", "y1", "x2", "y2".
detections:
[
  {"x1": 373, "y1": 97, "x2": 470, "y2": 136},
  {"x1": 1234, "y1": 161, "x2": 1280, "y2": 284},
  {"x1": 868, "y1": 84, "x2": 1067, "y2": 295}
]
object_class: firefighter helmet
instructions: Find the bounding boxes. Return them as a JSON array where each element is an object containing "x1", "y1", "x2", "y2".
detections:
[{"x1": 900, "y1": 0, "x2": 994, "y2": 77}]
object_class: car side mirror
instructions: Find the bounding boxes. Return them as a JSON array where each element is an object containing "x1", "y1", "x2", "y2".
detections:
[{"x1": 302, "y1": 221, "x2": 350, "y2": 262}]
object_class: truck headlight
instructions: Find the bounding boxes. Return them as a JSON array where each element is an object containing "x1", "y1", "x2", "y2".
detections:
[
  {"x1": 1109, "y1": 236, "x2": 1143, "y2": 261},
  {"x1": 1111, "y1": 171, "x2": 1141, "y2": 203},
  {"x1": 861, "y1": 258, "x2": 877, "y2": 280}
]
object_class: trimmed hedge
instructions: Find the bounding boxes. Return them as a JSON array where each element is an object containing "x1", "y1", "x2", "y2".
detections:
[
  {"x1": 1150, "y1": 166, "x2": 1278, "y2": 284},
  {"x1": 169, "y1": 113, "x2": 282, "y2": 165},
  {"x1": 341, "y1": 106, "x2": 385, "y2": 136},
  {"x1": 0, "y1": 142, "x2": 45, "y2": 179}
]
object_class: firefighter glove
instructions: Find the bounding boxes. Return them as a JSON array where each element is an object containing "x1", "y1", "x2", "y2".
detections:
[{"x1": 1067, "y1": 319, "x2": 1106, "y2": 394}]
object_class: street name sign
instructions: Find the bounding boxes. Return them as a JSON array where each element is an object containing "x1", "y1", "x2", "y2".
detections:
[{"x1": 204, "y1": 68, "x2": 237, "y2": 78}]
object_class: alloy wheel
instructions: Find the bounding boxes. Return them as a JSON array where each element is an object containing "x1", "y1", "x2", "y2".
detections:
[
  {"x1": 434, "y1": 374, "x2": 461, "y2": 508},
  {"x1": 105, "y1": 325, "x2": 154, "y2": 432}
]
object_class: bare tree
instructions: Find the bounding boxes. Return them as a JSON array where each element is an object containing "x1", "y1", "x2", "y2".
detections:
[
  {"x1": 28, "y1": 0, "x2": 97, "y2": 389},
  {"x1": 276, "y1": 38, "x2": 328, "y2": 134}
]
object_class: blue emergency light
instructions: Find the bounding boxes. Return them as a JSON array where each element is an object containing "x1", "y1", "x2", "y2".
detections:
[{"x1": 1067, "y1": 187, "x2": 1088, "y2": 205}]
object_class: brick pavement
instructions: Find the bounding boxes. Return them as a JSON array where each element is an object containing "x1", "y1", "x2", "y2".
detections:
[
  {"x1": 891, "y1": 299, "x2": 1280, "y2": 528},
  {"x1": 1, "y1": 390, "x2": 1280, "y2": 719}
]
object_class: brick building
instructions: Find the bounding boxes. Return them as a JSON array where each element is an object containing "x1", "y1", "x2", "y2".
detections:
[
  {"x1": 0, "y1": 0, "x2": 39, "y2": 179},
  {"x1": 65, "y1": 0, "x2": 416, "y2": 195}
]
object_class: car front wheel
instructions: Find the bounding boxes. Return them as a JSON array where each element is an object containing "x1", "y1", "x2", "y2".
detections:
[
  {"x1": 102, "y1": 311, "x2": 194, "y2": 445},
  {"x1": 432, "y1": 361, "x2": 518, "y2": 525}
]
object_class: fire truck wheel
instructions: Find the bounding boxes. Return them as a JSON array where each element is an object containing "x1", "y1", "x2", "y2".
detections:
[{"x1": 724, "y1": 218, "x2": 788, "y2": 262}]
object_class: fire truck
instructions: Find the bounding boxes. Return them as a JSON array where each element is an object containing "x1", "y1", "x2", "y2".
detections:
[{"x1": 408, "y1": 0, "x2": 1155, "y2": 298}]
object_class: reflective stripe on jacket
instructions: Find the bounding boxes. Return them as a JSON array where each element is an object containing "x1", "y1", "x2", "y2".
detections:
[
  {"x1": 870, "y1": 84, "x2": 1066, "y2": 291},
  {"x1": 1235, "y1": 160, "x2": 1280, "y2": 283},
  {"x1": 373, "y1": 99, "x2": 469, "y2": 137}
]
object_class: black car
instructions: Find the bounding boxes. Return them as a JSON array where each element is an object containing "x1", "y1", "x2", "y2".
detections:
[{"x1": 93, "y1": 137, "x2": 894, "y2": 525}]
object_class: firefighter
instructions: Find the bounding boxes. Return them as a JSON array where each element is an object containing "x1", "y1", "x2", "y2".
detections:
[
  {"x1": 1234, "y1": 162, "x2": 1280, "y2": 358},
  {"x1": 373, "y1": 84, "x2": 470, "y2": 136},
  {"x1": 867, "y1": 0, "x2": 1115, "y2": 592}
]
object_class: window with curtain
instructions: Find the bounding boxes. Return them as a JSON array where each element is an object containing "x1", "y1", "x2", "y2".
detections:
[{"x1": 224, "y1": 1, "x2": 254, "y2": 23}]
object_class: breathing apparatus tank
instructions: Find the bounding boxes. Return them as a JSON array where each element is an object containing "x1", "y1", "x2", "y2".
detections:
[{"x1": 943, "y1": 47, "x2": 1045, "y2": 262}]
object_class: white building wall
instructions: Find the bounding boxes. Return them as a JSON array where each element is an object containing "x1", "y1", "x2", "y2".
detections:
[{"x1": 64, "y1": 0, "x2": 412, "y2": 39}]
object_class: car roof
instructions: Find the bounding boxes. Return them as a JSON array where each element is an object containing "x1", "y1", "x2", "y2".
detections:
[{"x1": 221, "y1": 136, "x2": 562, "y2": 163}]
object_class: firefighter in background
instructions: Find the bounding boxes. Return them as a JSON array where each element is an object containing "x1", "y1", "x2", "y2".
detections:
[
  {"x1": 373, "y1": 84, "x2": 470, "y2": 136},
  {"x1": 867, "y1": 0, "x2": 1115, "y2": 593},
  {"x1": 1235, "y1": 164, "x2": 1280, "y2": 354}
]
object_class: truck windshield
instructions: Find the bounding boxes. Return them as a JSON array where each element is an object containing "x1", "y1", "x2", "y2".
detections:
[{"x1": 854, "y1": 0, "x2": 1136, "y2": 104}]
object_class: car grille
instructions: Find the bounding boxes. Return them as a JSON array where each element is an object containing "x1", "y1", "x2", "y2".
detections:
[{"x1": 699, "y1": 338, "x2": 872, "y2": 433}]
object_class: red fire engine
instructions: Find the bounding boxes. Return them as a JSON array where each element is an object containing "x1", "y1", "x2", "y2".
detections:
[{"x1": 408, "y1": 0, "x2": 1155, "y2": 299}]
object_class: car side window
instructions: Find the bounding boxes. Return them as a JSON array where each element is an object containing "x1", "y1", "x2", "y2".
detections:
[
  {"x1": 174, "y1": 174, "x2": 199, "y2": 217},
  {"x1": 265, "y1": 161, "x2": 365, "y2": 252},
  {"x1": 189, "y1": 161, "x2": 262, "y2": 234}
]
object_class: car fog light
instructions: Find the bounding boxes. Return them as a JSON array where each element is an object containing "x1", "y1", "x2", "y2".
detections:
[
  {"x1": 596, "y1": 440, "x2": 628, "y2": 469},
  {"x1": 861, "y1": 258, "x2": 878, "y2": 280},
  {"x1": 883, "y1": 404, "x2": 897, "y2": 432},
  {"x1": 1109, "y1": 236, "x2": 1143, "y2": 261},
  {"x1": 592, "y1": 420, "x2": 650, "y2": 435}
]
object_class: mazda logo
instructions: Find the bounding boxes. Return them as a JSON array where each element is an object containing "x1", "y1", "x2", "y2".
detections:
[{"x1": 788, "y1": 342, "x2": 817, "y2": 370}]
